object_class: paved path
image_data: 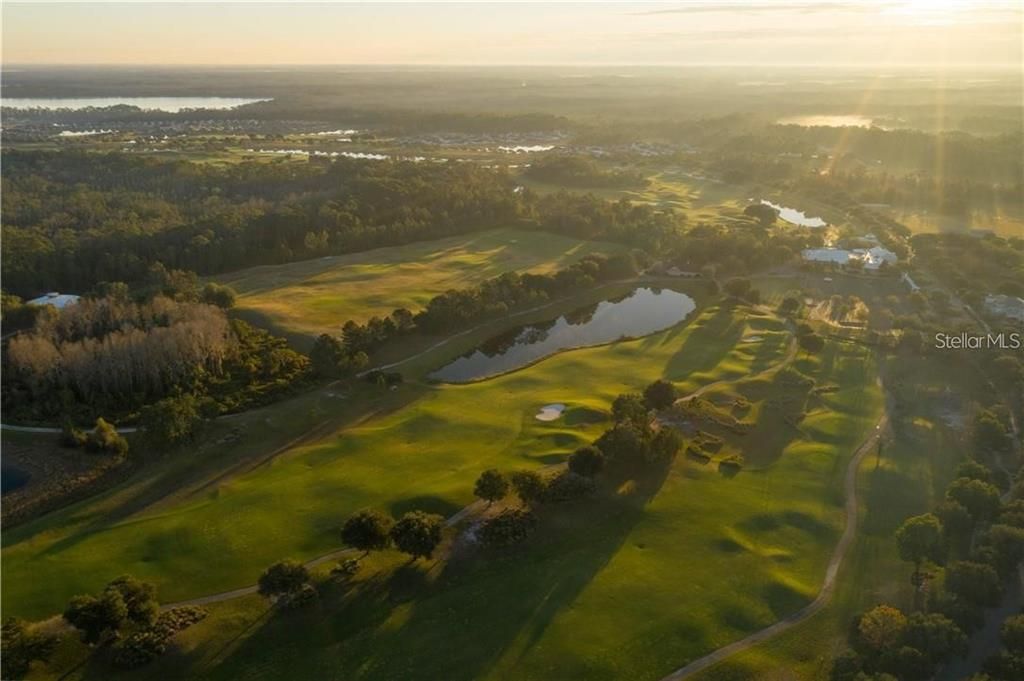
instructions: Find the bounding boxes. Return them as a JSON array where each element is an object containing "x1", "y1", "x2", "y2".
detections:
[
  {"x1": 660, "y1": 408, "x2": 889, "y2": 681},
  {"x1": 0, "y1": 423, "x2": 138, "y2": 434}
]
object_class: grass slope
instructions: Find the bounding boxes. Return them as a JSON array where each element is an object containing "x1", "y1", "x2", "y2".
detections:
[{"x1": 215, "y1": 228, "x2": 625, "y2": 348}]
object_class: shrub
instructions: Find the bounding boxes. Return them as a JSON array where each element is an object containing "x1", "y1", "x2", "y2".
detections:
[
  {"x1": 280, "y1": 583, "x2": 318, "y2": 610},
  {"x1": 478, "y1": 509, "x2": 537, "y2": 547},
  {"x1": 112, "y1": 606, "x2": 207, "y2": 669},
  {"x1": 85, "y1": 417, "x2": 129, "y2": 457}
]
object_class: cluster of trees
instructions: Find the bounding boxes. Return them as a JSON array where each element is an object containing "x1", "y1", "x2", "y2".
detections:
[
  {"x1": 3, "y1": 294, "x2": 309, "y2": 424},
  {"x1": 524, "y1": 155, "x2": 647, "y2": 189},
  {"x1": 2, "y1": 150, "x2": 682, "y2": 298},
  {"x1": 834, "y1": 460, "x2": 1024, "y2": 680},
  {"x1": 975, "y1": 614, "x2": 1024, "y2": 681},
  {"x1": 312, "y1": 252, "x2": 642, "y2": 371},
  {"x1": 912, "y1": 232, "x2": 1024, "y2": 303},
  {"x1": 339, "y1": 509, "x2": 446, "y2": 563},
  {"x1": 61, "y1": 417, "x2": 129, "y2": 457}
]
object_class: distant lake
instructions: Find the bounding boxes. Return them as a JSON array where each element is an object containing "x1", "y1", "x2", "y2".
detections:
[
  {"x1": 760, "y1": 200, "x2": 828, "y2": 228},
  {"x1": 777, "y1": 114, "x2": 877, "y2": 129},
  {"x1": 431, "y1": 287, "x2": 696, "y2": 383},
  {"x1": 2, "y1": 465, "x2": 30, "y2": 495},
  {"x1": 1, "y1": 97, "x2": 269, "y2": 112}
]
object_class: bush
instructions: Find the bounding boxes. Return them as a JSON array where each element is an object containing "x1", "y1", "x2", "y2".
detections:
[
  {"x1": 85, "y1": 417, "x2": 129, "y2": 457},
  {"x1": 478, "y1": 509, "x2": 537, "y2": 547},
  {"x1": 280, "y1": 583, "x2": 318, "y2": 610},
  {"x1": 111, "y1": 606, "x2": 208, "y2": 669},
  {"x1": 544, "y1": 471, "x2": 595, "y2": 503}
]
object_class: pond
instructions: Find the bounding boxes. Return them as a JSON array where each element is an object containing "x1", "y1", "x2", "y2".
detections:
[
  {"x1": 2, "y1": 465, "x2": 31, "y2": 495},
  {"x1": 760, "y1": 199, "x2": 828, "y2": 228},
  {"x1": 430, "y1": 287, "x2": 696, "y2": 383},
  {"x1": 776, "y1": 114, "x2": 876, "y2": 129},
  {"x1": 2, "y1": 97, "x2": 269, "y2": 112}
]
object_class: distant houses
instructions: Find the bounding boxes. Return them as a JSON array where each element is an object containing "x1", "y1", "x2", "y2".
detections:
[{"x1": 26, "y1": 292, "x2": 80, "y2": 309}]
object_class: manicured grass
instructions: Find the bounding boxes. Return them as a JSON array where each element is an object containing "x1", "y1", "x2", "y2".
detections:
[
  {"x1": 26, "y1": 311, "x2": 882, "y2": 681},
  {"x1": 214, "y1": 228, "x2": 625, "y2": 348}
]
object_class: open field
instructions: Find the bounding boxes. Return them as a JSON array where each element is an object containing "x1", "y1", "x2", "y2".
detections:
[
  {"x1": 20, "y1": 304, "x2": 883, "y2": 681},
  {"x1": 894, "y1": 209, "x2": 1024, "y2": 239},
  {"x1": 214, "y1": 228, "x2": 625, "y2": 348}
]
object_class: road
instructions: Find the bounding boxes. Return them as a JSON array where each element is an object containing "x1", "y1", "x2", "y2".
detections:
[{"x1": 659, "y1": 407, "x2": 889, "y2": 681}]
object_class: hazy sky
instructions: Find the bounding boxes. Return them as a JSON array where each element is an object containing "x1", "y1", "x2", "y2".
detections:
[{"x1": 3, "y1": 1, "x2": 1021, "y2": 67}]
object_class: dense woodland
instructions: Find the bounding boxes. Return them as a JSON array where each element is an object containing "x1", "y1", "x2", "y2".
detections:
[
  {"x1": 1, "y1": 151, "x2": 680, "y2": 297},
  {"x1": 2, "y1": 295, "x2": 308, "y2": 423}
]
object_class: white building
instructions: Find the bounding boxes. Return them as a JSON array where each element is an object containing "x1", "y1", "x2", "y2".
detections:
[
  {"x1": 26, "y1": 292, "x2": 80, "y2": 309},
  {"x1": 801, "y1": 246, "x2": 898, "y2": 271}
]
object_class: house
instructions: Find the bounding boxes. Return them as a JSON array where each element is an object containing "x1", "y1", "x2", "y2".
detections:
[
  {"x1": 26, "y1": 292, "x2": 80, "y2": 309},
  {"x1": 801, "y1": 246, "x2": 898, "y2": 271}
]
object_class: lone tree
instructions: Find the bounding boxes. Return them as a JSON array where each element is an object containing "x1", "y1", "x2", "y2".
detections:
[
  {"x1": 510, "y1": 470, "x2": 547, "y2": 506},
  {"x1": 856, "y1": 604, "x2": 907, "y2": 655},
  {"x1": 895, "y1": 513, "x2": 944, "y2": 585},
  {"x1": 341, "y1": 509, "x2": 394, "y2": 556},
  {"x1": 390, "y1": 511, "x2": 444, "y2": 561},
  {"x1": 64, "y1": 590, "x2": 128, "y2": 645},
  {"x1": 568, "y1": 445, "x2": 605, "y2": 477},
  {"x1": 257, "y1": 560, "x2": 310, "y2": 598},
  {"x1": 643, "y1": 379, "x2": 677, "y2": 410},
  {"x1": 474, "y1": 469, "x2": 509, "y2": 506}
]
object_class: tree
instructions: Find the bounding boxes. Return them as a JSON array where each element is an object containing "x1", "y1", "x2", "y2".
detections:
[
  {"x1": 85, "y1": 417, "x2": 129, "y2": 457},
  {"x1": 478, "y1": 509, "x2": 537, "y2": 547},
  {"x1": 611, "y1": 393, "x2": 648, "y2": 428},
  {"x1": 1, "y1": 617, "x2": 59, "y2": 679},
  {"x1": 1001, "y1": 614, "x2": 1024, "y2": 654},
  {"x1": 647, "y1": 427, "x2": 683, "y2": 463},
  {"x1": 936, "y1": 500, "x2": 974, "y2": 547},
  {"x1": 779, "y1": 296, "x2": 801, "y2": 316},
  {"x1": 981, "y1": 524, "x2": 1024, "y2": 578},
  {"x1": 568, "y1": 445, "x2": 605, "y2": 477},
  {"x1": 744, "y1": 202, "x2": 778, "y2": 226},
  {"x1": 510, "y1": 470, "x2": 546, "y2": 506},
  {"x1": 200, "y1": 282, "x2": 236, "y2": 309},
  {"x1": 257, "y1": 560, "x2": 310, "y2": 598},
  {"x1": 64, "y1": 590, "x2": 128, "y2": 645},
  {"x1": 896, "y1": 514, "x2": 944, "y2": 583},
  {"x1": 724, "y1": 277, "x2": 752, "y2": 300},
  {"x1": 474, "y1": 469, "x2": 509, "y2": 506},
  {"x1": 390, "y1": 511, "x2": 444, "y2": 561},
  {"x1": 106, "y1": 575, "x2": 158, "y2": 626},
  {"x1": 857, "y1": 604, "x2": 907, "y2": 655},
  {"x1": 341, "y1": 509, "x2": 393, "y2": 555},
  {"x1": 799, "y1": 332, "x2": 825, "y2": 356},
  {"x1": 309, "y1": 334, "x2": 347, "y2": 378},
  {"x1": 957, "y1": 459, "x2": 993, "y2": 483},
  {"x1": 974, "y1": 410, "x2": 1011, "y2": 455},
  {"x1": 140, "y1": 394, "x2": 201, "y2": 448},
  {"x1": 902, "y1": 612, "x2": 967, "y2": 664},
  {"x1": 643, "y1": 379, "x2": 677, "y2": 410},
  {"x1": 946, "y1": 477, "x2": 1001, "y2": 524},
  {"x1": 594, "y1": 422, "x2": 647, "y2": 462},
  {"x1": 945, "y1": 561, "x2": 1002, "y2": 607}
]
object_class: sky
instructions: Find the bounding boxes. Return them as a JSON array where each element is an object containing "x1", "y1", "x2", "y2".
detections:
[{"x1": 2, "y1": 1, "x2": 1021, "y2": 68}]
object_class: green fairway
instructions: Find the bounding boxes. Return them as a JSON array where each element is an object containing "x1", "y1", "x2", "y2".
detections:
[
  {"x1": 19, "y1": 304, "x2": 883, "y2": 681},
  {"x1": 214, "y1": 228, "x2": 625, "y2": 348}
]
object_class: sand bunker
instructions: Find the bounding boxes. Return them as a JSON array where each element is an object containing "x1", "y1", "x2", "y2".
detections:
[
  {"x1": 742, "y1": 335, "x2": 764, "y2": 343},
  {"x1": 534, "y1": 404, "x2": 566, "y2": 421}
]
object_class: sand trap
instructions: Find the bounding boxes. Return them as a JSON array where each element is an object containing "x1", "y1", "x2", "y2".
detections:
[
  {"x1": 534, "y1": 403, "x2": 566, "y2": 421},
  {"x1": 742, "y1": 335, "x2": 764, "y2": 343}
]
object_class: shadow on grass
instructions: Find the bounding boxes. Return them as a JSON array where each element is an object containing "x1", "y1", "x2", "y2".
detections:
[{"x1": 201, "y1": 459, "x2": 676, "y2": 681}]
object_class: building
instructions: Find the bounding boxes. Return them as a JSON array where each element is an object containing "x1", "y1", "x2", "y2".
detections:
[
  {"x1": 26, "y1": 292, "x2": 80, "y2": 309},
  {"x1": 801, "y1": 246, "x2": 898, "y2": 271}
]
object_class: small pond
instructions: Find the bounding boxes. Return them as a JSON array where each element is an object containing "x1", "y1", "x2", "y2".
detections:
[
  {"x1": 2, "y1": 97, "x2": 269, "y2": 112},
  {"x1": 431, "y1": 287, "x2": 696, "y2": 383},
  {"x1": 2, "y1": 465, "x2": 31, "y2": 495},
  {"x1": 760, "y1": 199, "x2": 828, "y2": 228}
]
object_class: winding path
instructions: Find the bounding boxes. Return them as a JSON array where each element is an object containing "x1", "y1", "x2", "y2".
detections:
[{"x1": 660, "y1": 407, "x2": 889, "y2": 681}]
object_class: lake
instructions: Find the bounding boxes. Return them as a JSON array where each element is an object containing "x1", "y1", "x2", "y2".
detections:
[
  {"x1": 2, "y1": 465, "x2": 31, "y2": 495},
  {"x1": 430, "y1": 287, "x2": 696, "y2": 383},
  {"x1": 760, "y1": 199, "x2": 828, "y2": 228},
  {"x1": 776, "y1": 114, "x2": 876, "y2": 128},
  {"x1": 2, "y1": 97, "x2": 269, "y2": 112}
]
